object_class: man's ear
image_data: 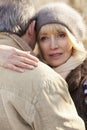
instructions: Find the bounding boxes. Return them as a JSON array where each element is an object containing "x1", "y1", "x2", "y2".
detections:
[
  {"x1": 27, "y1": 20, "x2": 36, "y2": 39},
  {"x1": 26, "y1": 20, "x2": 36, "y2": 50}
]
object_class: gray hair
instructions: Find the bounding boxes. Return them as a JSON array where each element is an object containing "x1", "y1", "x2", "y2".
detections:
[{"x1": 0, "y1": 0, "x2": 35, "y2": 36}]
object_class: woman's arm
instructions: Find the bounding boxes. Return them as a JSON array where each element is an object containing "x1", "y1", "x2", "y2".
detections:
[{"x1": 0, "y1": 45, "x2": 39, "y2": 72}]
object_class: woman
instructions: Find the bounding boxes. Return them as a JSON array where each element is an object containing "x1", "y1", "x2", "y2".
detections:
[{"x1": 35, "y1": 2, "x2": 87, "y2": 129}]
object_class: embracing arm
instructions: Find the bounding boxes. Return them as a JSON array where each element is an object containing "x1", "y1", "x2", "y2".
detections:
[{"x1": 0, "y1": 45, "x2": 39, "y2": 72}]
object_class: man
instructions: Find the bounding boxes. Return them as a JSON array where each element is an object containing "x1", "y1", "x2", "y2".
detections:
[{"x1": 0, "y1": 0, "x2": 85, "y2": 130}]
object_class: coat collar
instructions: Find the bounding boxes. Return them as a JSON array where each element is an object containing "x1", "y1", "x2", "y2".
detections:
[{"x1": 0, "y1": 32, "x2": 32, "y2": 51}]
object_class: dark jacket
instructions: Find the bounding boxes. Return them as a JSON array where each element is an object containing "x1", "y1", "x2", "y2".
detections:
[{"x1": 66, "y1": 59, "x2": 87, "y2": 129}]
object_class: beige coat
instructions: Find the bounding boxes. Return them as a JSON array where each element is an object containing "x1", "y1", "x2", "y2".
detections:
[{"x1": 0, "y1": 33, "x2": 85, "y2": 130}]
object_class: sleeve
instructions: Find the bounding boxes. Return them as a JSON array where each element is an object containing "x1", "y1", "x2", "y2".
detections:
[{"x1": 33, "y1": 78, "x2": 85, "y2": 130}]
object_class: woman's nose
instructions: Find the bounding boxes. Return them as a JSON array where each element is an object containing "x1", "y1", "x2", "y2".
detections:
[{"x1": 50, "y1": 36, "x2": 58, "y2": 49}]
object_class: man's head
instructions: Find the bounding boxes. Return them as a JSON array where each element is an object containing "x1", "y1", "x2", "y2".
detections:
[{"x1": 0, "y1": 0, "x2": 36, "y2": 49}]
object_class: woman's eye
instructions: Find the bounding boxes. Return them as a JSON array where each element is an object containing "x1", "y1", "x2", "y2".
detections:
[
  {"x1": 40, "y1": 36, "x2": 48, "y2": 42},
  {"x1": 57, "y1": 32, "x2": 66, "y2": 38}
]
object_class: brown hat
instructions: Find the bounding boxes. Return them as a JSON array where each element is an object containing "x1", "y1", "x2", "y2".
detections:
[{"x1": 35, "y1": 2, "x2": 86, "y2": 41}]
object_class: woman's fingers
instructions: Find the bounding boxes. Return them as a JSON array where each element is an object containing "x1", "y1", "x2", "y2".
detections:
[
  {"x1": 3, "y1": 63, "x2": 24, "y2": 73},
  {"x1": 16, "y1": 49, "x2": 39, "y2": 62}
]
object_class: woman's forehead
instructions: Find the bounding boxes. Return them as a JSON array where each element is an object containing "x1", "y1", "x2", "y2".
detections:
[{"x1": 39, "y1": 24, "x2": 66, "y2": 34}]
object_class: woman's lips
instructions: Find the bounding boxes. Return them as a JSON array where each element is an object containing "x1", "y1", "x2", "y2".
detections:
[{"x1": 49, "y1": 53, "x2": 63, "y2": 59}]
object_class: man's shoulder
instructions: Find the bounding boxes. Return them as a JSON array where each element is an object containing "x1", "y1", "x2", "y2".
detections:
[
  {"x1": 30, "y1": 61, "x2": 62, "y2": 80},
  {"x1": 0, "y1": 61, "x2": 64, "y2": 103},
  {"x1": 0, "y1": 33, "x2": 17, "y2": 47},
  {"x1": 0, "y1": 60, "x2": 64, "y2": 86}
]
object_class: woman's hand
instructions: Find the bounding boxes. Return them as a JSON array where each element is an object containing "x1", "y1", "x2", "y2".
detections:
[{"x1": 0, "y1": 45, "x2": 39, "y2": 72}]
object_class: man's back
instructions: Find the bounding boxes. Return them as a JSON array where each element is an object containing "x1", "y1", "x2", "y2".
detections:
[{"x1": 0, "y1": 60, "x2": 85, "y2": 130}]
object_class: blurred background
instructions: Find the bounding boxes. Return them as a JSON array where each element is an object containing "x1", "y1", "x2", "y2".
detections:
[{"x1": 32, "y1": 0, "x2": 87, "y2": 49}]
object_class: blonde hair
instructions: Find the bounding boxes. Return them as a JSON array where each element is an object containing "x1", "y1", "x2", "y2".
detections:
[{"x1": 37, "y1": 24, "x2": 87, "y2": 62}]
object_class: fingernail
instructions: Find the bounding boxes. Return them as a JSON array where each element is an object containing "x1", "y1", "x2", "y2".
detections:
[{"x1": 34, "y1": 63, "x2": 38, "y2": 66}]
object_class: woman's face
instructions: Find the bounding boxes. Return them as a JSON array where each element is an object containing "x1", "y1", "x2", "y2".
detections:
[{"x1": 38, "y1": 25, "x2": 73, "y2": 67}]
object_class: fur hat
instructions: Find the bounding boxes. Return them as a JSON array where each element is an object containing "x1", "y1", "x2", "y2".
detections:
[{"x1": 35, "y1": 2, "x2": 86, "y2": 41}]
